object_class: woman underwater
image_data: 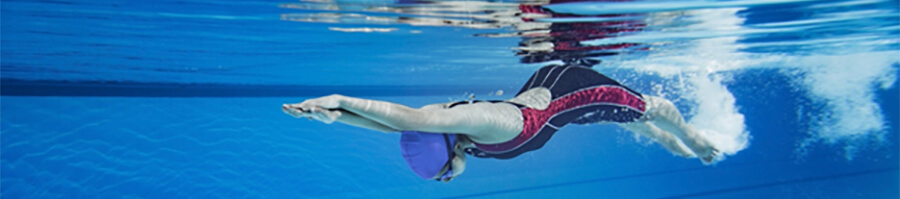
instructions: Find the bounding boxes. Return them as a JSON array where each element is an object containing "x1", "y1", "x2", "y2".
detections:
[{"x1": 282, "y1": 63, "x2": 720, "y2": 182}]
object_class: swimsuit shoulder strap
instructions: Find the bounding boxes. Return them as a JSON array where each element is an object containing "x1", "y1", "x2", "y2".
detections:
[{"x1": 447, "y1": 100, "x2": 529, "y2": 109}]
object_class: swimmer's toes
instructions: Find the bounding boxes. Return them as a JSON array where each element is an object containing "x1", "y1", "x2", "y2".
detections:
[{"x1": 700, "y1": 148, "x2": 720, "y2": 165}]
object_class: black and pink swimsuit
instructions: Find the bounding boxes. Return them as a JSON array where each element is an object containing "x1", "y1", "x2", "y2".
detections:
[{"x1": 464, "y1": 65, "x2": 646, "y2": 159}]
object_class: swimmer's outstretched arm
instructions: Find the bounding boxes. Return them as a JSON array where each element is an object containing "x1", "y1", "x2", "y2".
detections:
[
  {"x1": 285, "y1": 94, "x2": 515, "y2": 139},
  {"x1": 283, "y1": 104, "x2": 394, "y2": 133},
  {"x1": 332, "y1": 110, "x2": 399, "y2": 133}
]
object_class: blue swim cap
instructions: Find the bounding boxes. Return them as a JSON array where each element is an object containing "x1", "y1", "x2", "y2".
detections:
[{"x1": 400, "y1": 131, "x2": 455, "y2": 180}]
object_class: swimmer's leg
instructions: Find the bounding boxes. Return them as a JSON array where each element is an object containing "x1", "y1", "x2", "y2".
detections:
[
  {"x1": 641, "y1": 95, "x2": 719, "y2": 163},
  {"x1": 618, "y1": 122, "x2": 694, "y2": 157}
]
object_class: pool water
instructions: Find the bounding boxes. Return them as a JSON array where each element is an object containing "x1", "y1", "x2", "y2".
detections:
[{"x1": 2, "y1": 0, "x2": 899, "y2": 198}]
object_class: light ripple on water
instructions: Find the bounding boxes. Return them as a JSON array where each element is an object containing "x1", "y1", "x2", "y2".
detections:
[{"x1": 1, "y1": 97, "x2": 390, "y2": 197}]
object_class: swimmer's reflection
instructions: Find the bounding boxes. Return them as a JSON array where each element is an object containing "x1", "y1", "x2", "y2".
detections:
[{"x1": 281, "y1": 0, "x2": 646, "y2": 65}]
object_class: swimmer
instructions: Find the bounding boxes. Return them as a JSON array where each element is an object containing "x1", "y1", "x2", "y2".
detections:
[{"x1": 282, "y1": 63, "x2": 720, "y2": 182}]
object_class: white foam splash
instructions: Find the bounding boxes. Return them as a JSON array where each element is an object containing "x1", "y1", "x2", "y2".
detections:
[
  {"x1": 619, "y1": 60, "x2": 752, "y2": 157},
  {"x1": 609, "y1": 7, "x2": 898, "y2": 160},
  {"x1": 682, "y1": 9, "x2": 753, "y2": 156},
  {"x1": 613, "y1": 8, "x2": 753, "y2": 157},
  {"x1": 685, "y1": 73, "x2": 749, "y2": 156},
  {"x1": 794, "y1": 50, "x2": 898, "y2": 159}
]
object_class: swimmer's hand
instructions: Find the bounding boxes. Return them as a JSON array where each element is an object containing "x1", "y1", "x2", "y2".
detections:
[
  {"x1": 299, "y1": 94, "x2": 343, "y2": 109},
  {"x1": 282, "y1": 103, "x2": 341, "y2": 124}
]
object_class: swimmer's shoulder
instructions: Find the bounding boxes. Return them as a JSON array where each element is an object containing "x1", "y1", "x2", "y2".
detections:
[
  {"x1": 418, "y1": 87, "x2": 551, "y2": 111},
  {"x1": 507, "y1": 87, "x2": 551, "y2": 110},
  {"x1": 420, "y1": 102, "x2": 454, "y2": 110}
]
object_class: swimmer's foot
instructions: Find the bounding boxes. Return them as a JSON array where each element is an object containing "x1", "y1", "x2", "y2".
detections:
[
  {"x1": 682, "y1": 140, "x2": 719, "y2": 165},
  {"x1": 700, "y1": 148, "x2": 720, "y2": 165}
]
